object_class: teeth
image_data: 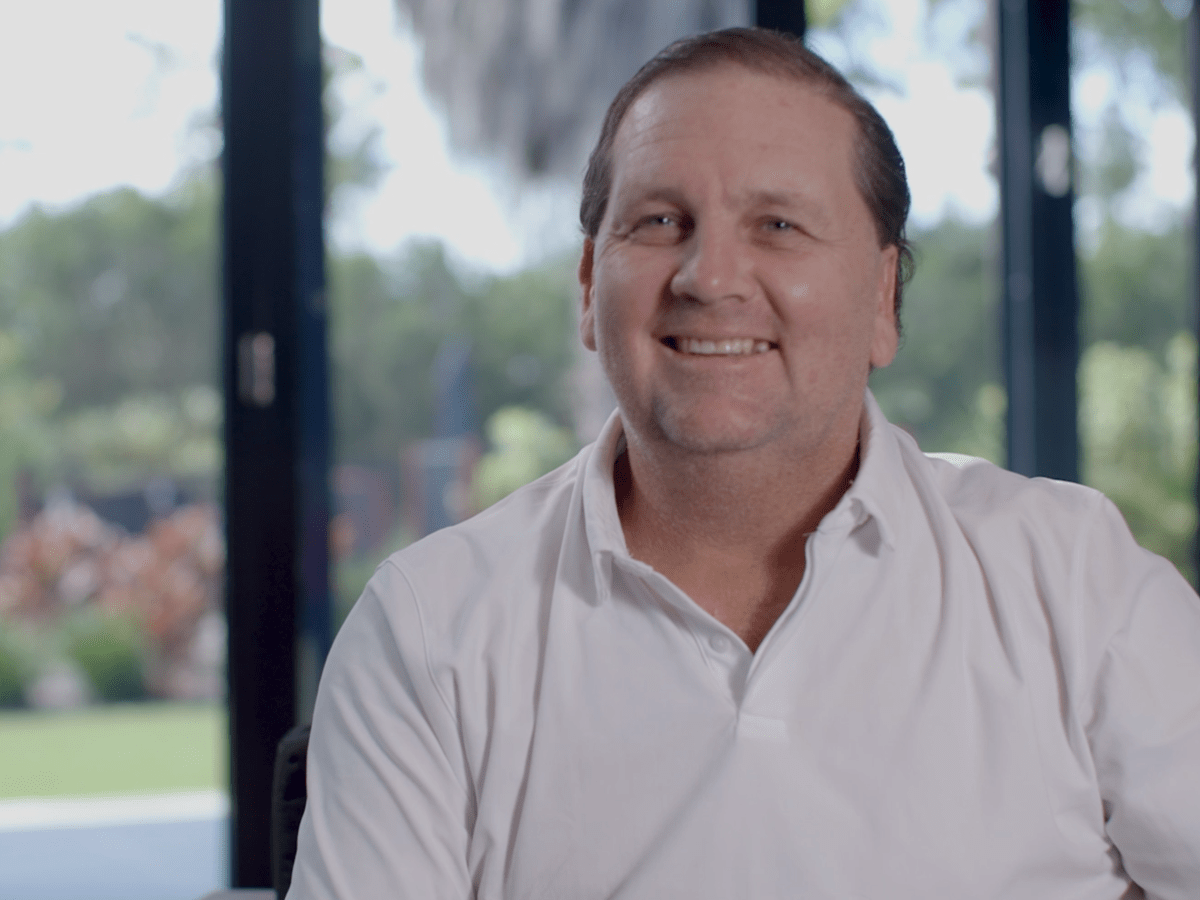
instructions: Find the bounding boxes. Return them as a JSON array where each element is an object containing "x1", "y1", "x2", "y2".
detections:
[{"x1": 676, "y1": 337, "x2": 772, "y2": 356}]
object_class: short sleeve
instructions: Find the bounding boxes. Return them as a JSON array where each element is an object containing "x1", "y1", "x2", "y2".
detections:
[
  {"x1": 1081, "y1": 499, "x2": 1200, "y2": 899},
  {"x1": 286, "y1": 562, "x2": 474, "y2": 900}
]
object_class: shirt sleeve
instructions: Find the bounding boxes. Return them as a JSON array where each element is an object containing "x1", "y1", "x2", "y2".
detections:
[
  {"x1": 286, "y1": 561, "x2": 474, "y2": 900},
  {"x1": 1079, "y1": 497, "x2": 1200, "y2": 899}
]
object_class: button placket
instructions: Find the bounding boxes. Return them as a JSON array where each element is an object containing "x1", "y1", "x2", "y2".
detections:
[{"x1": 613, "y1": 556, "x2": 753, "y2": 702}]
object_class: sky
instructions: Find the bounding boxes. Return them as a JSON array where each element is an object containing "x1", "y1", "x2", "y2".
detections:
[
  {"x1": 0, "y1": 2, "x2": 222, "y2": 220},
  {"x1": 0, "y1": 0, "x2": 1193, "y2": 273}
]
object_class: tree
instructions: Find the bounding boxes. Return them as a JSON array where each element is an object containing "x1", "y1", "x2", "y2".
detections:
[
  {"x1": 871, "y1": 218, "x2": 1004, "y2": 462},
  {"x1": 0, "y1": 181, "x2": 218, "y2": 412},
  {"x1": 0, "y1": 330, "x2": 62, "y2": 531},
  {"x1": 1080, "y1": 334, "x2": 1196, "y2": 580},
  {"x1": 330, "y1": 241, "x2": 579, "y2": 467}
]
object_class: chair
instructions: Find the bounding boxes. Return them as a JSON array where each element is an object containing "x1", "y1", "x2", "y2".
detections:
[{"x1": 271, "y1": 723, "x2": 311, "y2": 899}]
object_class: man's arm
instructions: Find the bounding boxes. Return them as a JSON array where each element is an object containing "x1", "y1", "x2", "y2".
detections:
[
  {"x1": 286, "y1": 562, "x2": 474, "y2": 899},
  {"x1": 1080, "y1": 499, "x2": 1200, "y2": 899}
]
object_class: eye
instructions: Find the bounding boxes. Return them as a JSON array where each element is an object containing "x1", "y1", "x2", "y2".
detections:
[
  {"x1": 756, "y1": 216, "x2": 810, "y2": 247},
  {"x1": 630, "y1": 212, "x2": 689, "y2": 245}
]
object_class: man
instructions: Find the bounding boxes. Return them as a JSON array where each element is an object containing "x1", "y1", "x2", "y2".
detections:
[{"x1": 290, "y1": 28, "x2": 1200, "y2": 899}]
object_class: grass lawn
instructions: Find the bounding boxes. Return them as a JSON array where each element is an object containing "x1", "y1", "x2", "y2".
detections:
[{"x1": 0, "y1": 701, "x2": 226, "y2": 799}]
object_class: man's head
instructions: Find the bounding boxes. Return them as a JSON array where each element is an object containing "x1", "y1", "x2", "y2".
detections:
[
  {"x1": 577, "y1": 50, "x2": 902, "y2": 464},
  {"x1": 579, "y1": 27, "x2": 913, "y2": 322}
]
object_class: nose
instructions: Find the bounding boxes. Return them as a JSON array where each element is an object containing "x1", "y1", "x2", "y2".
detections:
[{"x1": 669, "y1": 217, "x2": 754, "y2": 304}]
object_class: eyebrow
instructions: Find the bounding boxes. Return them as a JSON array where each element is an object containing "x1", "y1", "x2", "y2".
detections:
[
  {"x1": 613, "y1": 185, "x2": 687, "y2": 208},
  {"x1": 609, "y1": 182, "x2": 833, "y2": 231},
  {"x1": 738, "y1": 188, "x2": 833, "y2": 229},
  {"x1": 616, "y1": 186, "x2": 818, "y2": 211},
  {"x1": 740, "y1": 188, "x2": 823, "y2": 213}
]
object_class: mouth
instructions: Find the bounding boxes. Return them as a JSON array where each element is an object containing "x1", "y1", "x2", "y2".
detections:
[{"x1": 662, "y1": 336, "x2": 776, "y2": 356}]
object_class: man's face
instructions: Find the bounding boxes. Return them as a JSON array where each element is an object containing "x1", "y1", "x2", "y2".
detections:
[{"x1": 579, "y1": 65, "x2": 899, "y2": 464}]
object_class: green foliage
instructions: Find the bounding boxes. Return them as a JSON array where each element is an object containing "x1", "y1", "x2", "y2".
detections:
[
  {"x1": 1079, "y1": 109, "x2": 1140, "y2": 200},
  {"x1": 331, "y1": 241, "x2": 579, "y2": 466},
  {"x1": 63, "y1": 610, "x2": 149, "y2": 703},
  {"x1": 57, "y1": 387, "x2": 221, "y2": 494},
  {"x1": 1080, "y1": 334, "x2": 1196, "y2": 580},
  {"x1": 331, "y1": 244, "x2": 454, "y2": 462},
  {"x1": 0, "y1": 181, "x2": 218, "y2": 412},
  {"x1": 1073, "y1": 0, "x2": 1188, "y2": 99},
  {"x1": 0, "y1": 176, "x2": 223, "y2": 538},
  {"x1": 464, "y1": 260, "x2": 579, "y2": 431},
  {"x1": 807, "y1": 0, "x2": 856, "y2": 29},
  {"x1": 0, "y1": 329, "x2": 62, "y2": 533},
  {"x1": 872, "y1": 219, "x2": 1003, "y2": 461},
  {"x1": 1080, "y1": 219, "x2": 1190, "y2": 353},
  {"x1": 472, "y1": 406, "x2": 578, "y2": 510},
  {"x1": 0, "y1": 627, "x2": 35, "y2": 708},
  {"x1": 324, "y1": 44, "x2": 388, "y2": 208},
  {"x1": 1070, "y1": 0, "x2": 1188, "y2": 253}
]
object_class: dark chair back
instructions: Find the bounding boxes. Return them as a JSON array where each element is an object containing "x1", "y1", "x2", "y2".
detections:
[{"x1": 271, "y1": 723, "x2": 311, "y2": 899}]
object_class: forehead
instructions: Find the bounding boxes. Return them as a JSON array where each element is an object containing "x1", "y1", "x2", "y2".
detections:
[{"x1": 608, "y1": 64, "x2": 862, "y2": 211}]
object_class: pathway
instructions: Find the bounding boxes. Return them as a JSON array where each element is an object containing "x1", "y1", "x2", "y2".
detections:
[{"x1": 0, "y1": 792, "x2": 228, "y2": 900}]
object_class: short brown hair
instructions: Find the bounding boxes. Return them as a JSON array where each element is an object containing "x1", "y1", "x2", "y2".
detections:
[{"x1": 579, "y1": 27, "x2": 914, "y2": 322}]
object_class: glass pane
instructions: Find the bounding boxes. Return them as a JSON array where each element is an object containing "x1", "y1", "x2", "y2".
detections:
[
  {"x1": 322, "y1": 0, "x2": 752, "y2": 626},
  {"x1": 1071, "y1": 0, "x2": 1195, "y2": 581},
  {"x1": 811, "y1": 0, "x2": 1004, "y2": 463},
  {"x1": 0, "y1": 3, "x2": 227, "y2": 897}
]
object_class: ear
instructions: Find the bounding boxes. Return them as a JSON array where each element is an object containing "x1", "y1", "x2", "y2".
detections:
[
  {"x1": 869, "y1": 244, "x2": 899, "y2": 369},
  {"x1": 578, "y1": 238, "x2": 598, "y2": 352}
]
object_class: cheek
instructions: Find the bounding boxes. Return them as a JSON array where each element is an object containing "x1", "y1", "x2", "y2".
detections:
[
  {"x1": 588, "y1": 290, "x2": 634, "y2": 368},
  {"x1": 777, "y1": 272, "x2": 880, "y2": 363},
  {"x1": 593, "y1": 259, "x2": 658, "y2": 349}
]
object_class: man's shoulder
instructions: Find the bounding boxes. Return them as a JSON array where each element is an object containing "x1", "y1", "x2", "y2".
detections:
[
  {"x1": 362, "y1": 447, "x2": 591, "y2": 626},
  {"x1": 887, "y1": 431, "x2": 1118, "y2": 570},
  {"x1": 332, "y1": 448, "x2": 594, "y2": 694},
  {"x1": 866, "y1": 397, "x2": 1104, "y2": 539},
  {"x1": 912, "y1": 441, "x2": 1104, "y2": 526},
  {"x1": 898, "y1": 434, "x2": 1189, "y2": 613},
  {"x1": 888, "y1": 432, "x2": 1187, "y2": 656},
  {"x1": 396, "y1": 449, "x2": 584, "y2": 566}
]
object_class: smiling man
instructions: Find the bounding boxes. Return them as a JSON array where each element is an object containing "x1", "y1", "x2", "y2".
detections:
[
  {"x1": 577, "y1": 55, "x2": 900, "y2": 653},
  {"x1": 289, "y1": 28, "x2": 1200, "y2": 900}
]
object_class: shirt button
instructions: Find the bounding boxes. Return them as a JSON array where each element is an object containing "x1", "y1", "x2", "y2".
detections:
[{"x1": 709, "y1": 634, "x2": 731, "y2": 653}]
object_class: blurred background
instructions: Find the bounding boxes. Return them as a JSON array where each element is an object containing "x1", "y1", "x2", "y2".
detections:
[{"x1": 0, "y1": 0, "x2": 1194, "y2": 896}]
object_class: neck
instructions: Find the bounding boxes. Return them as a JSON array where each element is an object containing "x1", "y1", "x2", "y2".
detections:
[
  {"x1": 613, "y1": 424, "x2": 862, "y2": 651},
  {"x1": 617, "y1": 426, "x2": 861, "y2": 550}
]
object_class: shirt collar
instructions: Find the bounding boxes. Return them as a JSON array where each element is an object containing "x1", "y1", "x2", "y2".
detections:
[
  {"x1": 581, "y1": 408, "x2": 632, "y2": 572},
  {"x1": 832, "y1": 389, "x2": 904, "y2": 551},
  {"x1": 581, "y1": 390, "x2": 907, "y2": 578}
]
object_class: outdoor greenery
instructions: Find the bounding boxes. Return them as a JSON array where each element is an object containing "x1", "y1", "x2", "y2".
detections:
[
  {"x1": 330, "y1": 241, "x2": 579, "y2": 465},
  {"x1": 0, "y1": 184, "x2": 222, "y2": 527},
  {"x1": 872, "y1": 219, "x2": 1003, "y2": 463},
  {"x1": 62, "y1": 609, "x2": 149, "y2": 703},
  {"x1": 471, "y1": 406, "x2": 579, "y2": 510},
  {"x1": 0, "y1": 6, "x2": 1194, "y2": 723},
  {"x1": 0, "y1": 625, "x2": 35, "y2": 708},
  {"x1": 0, "y1": 701, "x2": 223, "y2": 798}
]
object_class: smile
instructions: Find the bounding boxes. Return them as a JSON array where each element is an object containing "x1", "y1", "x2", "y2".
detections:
[{"x1": 663, "y1": 336, "x2": 775, "y2": 356}]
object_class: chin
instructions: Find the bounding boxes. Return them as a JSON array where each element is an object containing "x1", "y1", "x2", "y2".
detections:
[{"x1": 651, "y1": 404, "x2": 788, "y2": 456}]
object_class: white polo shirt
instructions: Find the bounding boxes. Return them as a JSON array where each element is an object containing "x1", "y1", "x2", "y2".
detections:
[{"x1": 290, "y1": 392, "x2": 1200, "y2": 900}]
